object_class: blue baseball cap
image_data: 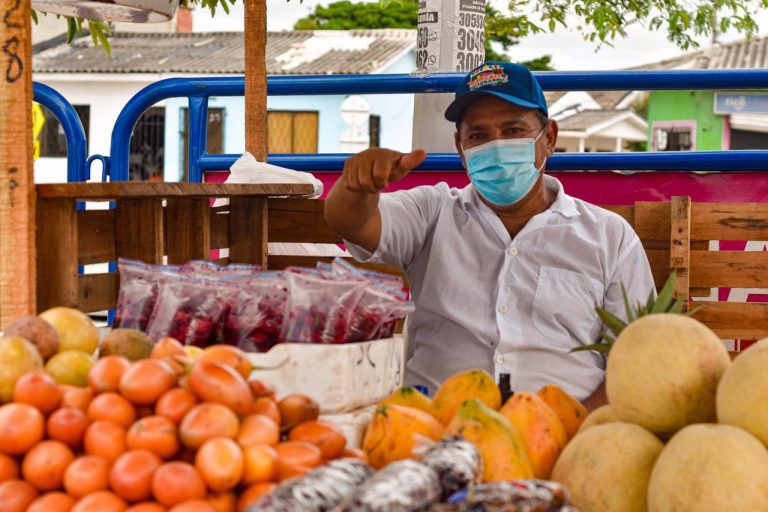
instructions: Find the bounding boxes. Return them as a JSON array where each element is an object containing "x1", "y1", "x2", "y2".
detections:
[{"x1": 444, "y1": 62, "x2": 548, "y2": 122}]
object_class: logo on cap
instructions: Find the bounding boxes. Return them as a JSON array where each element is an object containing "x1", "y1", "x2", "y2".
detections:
[{"x1": 468, "y1": 64, "x2": 508, "y2": 91}]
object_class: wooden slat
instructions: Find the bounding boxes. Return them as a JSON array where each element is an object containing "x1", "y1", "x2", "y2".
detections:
[
  {"x1": 210, "y1": 208, "x2": 229, "y2": 249},
  {"x1": 37, "y1": 182, "x2": 314, "y2": 200},
  {"x1": 166, "y1": 198, "x2": 211, "y2": 264},
  {"x1": 36, "y1": 199, "x2": 78, "y2": 311},
  {"x1": 78, "y1": 209, "x2": 116, "y2": 265},
  {"x1": 78, "y1": 273, "x2": 118, "y2": 313},
  {"x1": 691, "y1": 202, "x2": 768, "y2": 241},
  {"x1": 691, "y1": 251, "x2": 768, "y2": 288},
  {"x1": 691, "y1": 301, "x2": 768, "y2": 340},
  {"x1": 269, "y1": 197, "x2": 324, "y2": 213},
  {"x1": 670, "y1": 196, "x2": 691, "y2": 306},
  {"x1": 600, "y1": 205, "x2": 634, "y2": 227},
  {"x1": 634, "y1": 201, "x2": 671, "y2": 240},
  {"x1": 229, "y1": 198, "x2": 268, "y2": 266},
  {"x1": 115, "y1": 199, "x2": 164, "y2": 263},
  {"x1": 268, "y1": 210, "x2": 342, "y2": 244},
  {"x1": 644, "y1": 248, "x2": 670, "y2": 288}
]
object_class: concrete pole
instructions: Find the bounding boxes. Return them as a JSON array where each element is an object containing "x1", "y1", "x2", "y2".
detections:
[
  {"x1": 578, "y1": 137, "x2": 586, "y2": 153},
  {"x1": 413, "y1": 0, "x2": 485, "y2": 153},
  {"x1": 0, "y1": 0, "x2": 35, "y2": 323},
  {"x1": 615, "y1": 136, "x2": 623, "y2": 152}
]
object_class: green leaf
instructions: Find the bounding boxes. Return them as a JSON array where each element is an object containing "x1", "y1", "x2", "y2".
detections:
[
  {"x1": 571, "y1": 342, "x2": 614, "y2": 354},
  {"x1": 621, "y1": 283, "x2": 635, "y2": 323},
  {"x1": 31, "y1": 10, "x2": 38, "y2": 24},
  {"x1": 651, "y1": 271, "x2": 677, "y2": 314},
  {"x1": 595, "y1": 305, "x2": 627, "y2": 337}
]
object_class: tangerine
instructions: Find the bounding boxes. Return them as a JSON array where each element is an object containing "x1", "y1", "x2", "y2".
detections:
[
  {"x1": 200, "y1": 345, "x2": 252, "y2": 379},
  {"x1": 71, "y1": 490, "x2": 128, "y2": 512},
  {"x1": 168, "y1": 500, "x2": 217, "y2": 512},
  {"x1": 88, "y1": 356, "x2": 131, "y2": 394},
  {"x1": 274, "y1": 440, "x2": 322, "y2": 481},
  {"x1": 12, "y1": 371, "x2": 62, "y2": 415},
  {"x1": 0, "y1": 402, "x2": 45, "y2": 455},
  {"x1": 83, "y1": 420, "x2": 128, "y2": 462},
  {"x1": 87, "y1": 392, "x2": 136, "y2": 427},
  {"x1": 195, "y1": 437, "x2": 244, "y2": 492},
  {"x1": 21, "y1": 440, "x2": 75, "y2": 491},
  {"x1": 179, "y1": 403, "x2": 239, "y2": 449},
  {"x1": 60, "y1": 385, "x2": 94, "y2": 412},
  {"x1": 27, "y1": 491, "x2": 77, "y2": 512},
  {"x1": 63, "y1": 455, "x2": 110, "y2": 498},
  {"x1": 206, "y1": 491, "x2": 236, "y2": 512},
  {"x1": 126, "y1": 416, "x2": 179, "y2": 460},
  {"x1": 250, "y1": 397, "x2": 280, "y2": 425},
  {"x1": 236, "y1": 414, "x2": 279, "y2": 447},
  {"x1": 125, "y1": 503, "x2": 168, "y2": 512},
  {"x1": 109, "y1": 449, "x2": 162, "y2": 503},
  {"x1": 278, "y1": 394, "x2": 319, "y2": 430},
  {"x1": 119, "y1": 359, "x2": 177, "y2": 406},
  {"x1": 155, "y1": 388, "x2": 198, "y2": 425},
  {"x1": 0, "y1": 452, "x2": 19, "y2": 482},
  {"x1": 0, "y1": 478, "x2": 39, "y2": 512},
  {"x1": 241, "y1": 443, "x2": 277, "y2": 485},
  {"x1": 236, "y1": 482, "x2": 276, "y2": 512},
  {"x1": 288, "y1": 420, "x2": 346, "y2": 460},
  {"x1": 151, "y1": 461, "x2": 206, "y2": 507},
  {"x1": 47, "y1": 407, "x2": 90, "y2": 451}
]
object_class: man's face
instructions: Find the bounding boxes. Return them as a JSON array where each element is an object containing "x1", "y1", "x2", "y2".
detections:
[{"x1": 454, "y1": 95, "x2": 558, "y2": 171}]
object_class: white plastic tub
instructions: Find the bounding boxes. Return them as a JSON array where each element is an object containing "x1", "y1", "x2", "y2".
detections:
[{"x1": 248, "y1": 336, "x2": 405, "y2": 414}]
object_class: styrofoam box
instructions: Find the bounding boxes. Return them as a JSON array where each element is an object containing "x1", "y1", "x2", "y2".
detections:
[
  {"x1": 321, "y1": 405, "x2": 376, "y2": 449},
  {"x1": 248, "y1": 336, "x2": 405, "y2": 414}
]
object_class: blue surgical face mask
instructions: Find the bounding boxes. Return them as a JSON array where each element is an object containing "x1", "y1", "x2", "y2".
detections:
[{"x1": 462, "y1": 131, "x2": 546, "y2": 207}]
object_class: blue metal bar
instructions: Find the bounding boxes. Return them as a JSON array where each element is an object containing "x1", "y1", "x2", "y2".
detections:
[
  {"x1": 198, "y1": 150, "x2": 768, "y2": 173},
  {"x1": 187, "y1": 96, "x2": 209, "y2": 183},
  {"x1": 110, "y1": 70, "x2": 768, "y2": 181},
  {"x1": 33, "y1": 82, "x2": 88, "y2": 182}
]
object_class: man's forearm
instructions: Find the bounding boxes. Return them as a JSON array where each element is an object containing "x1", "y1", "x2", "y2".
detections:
[
  {"x1": 582, "y1": 381, "x2": 608, "y2": 412},
  {"x1": 324, "y1": 179, "x2": 379, "y2": 236}
]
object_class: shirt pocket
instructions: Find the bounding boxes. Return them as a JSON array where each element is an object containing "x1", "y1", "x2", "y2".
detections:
[{"x1": 531, "y1": 265, "x2": 603, "y2": 347}]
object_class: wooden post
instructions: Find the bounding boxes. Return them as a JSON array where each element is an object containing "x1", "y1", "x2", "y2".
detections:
[
  {"x1": 0, "y1": 0, "x2": 35, "y2": 325},
  {"x1": 670, "y1": 195, "x2": 691, "y2": 309},
  {"x1": 245, "y1": 0, "x2": 268, "y2": 161}
]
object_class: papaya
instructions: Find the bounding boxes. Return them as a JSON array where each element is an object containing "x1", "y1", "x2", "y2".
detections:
[
  {"x1": 432, "y1": 369, "x2": 501, "y2": 425},
  {"x1": 445, "y1": 399, "x2": 534, "y2": 482},
  {"x1": 537, "y1": 384, "x2": 588, "y2": 441},
  {"x1": 361, "y1": 404, "x2": 443, "y2": 469},
  {"x1": 379, "y1": 387, "x2": 433, "y2": 415},
  {"x1": 499, "y1": 391, "x2": 567, "y2": 479}
]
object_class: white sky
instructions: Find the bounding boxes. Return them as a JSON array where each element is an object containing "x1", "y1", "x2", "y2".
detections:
[{"x1": 192, "y1": 0, "x2": 768, "y2": 70}]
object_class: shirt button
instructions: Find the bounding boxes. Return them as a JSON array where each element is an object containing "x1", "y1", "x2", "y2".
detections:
[
  {"x1": 508, "y1": 246, "x2": 518, "y2": 256},
  {"x1": 495, "y1": 354, "x2": 504, "y2": 364},
  {"x1": 498, "y1": 304, "x2": 508, "y2": 314}
]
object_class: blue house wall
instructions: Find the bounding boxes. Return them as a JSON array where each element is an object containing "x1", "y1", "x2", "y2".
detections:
[{"x1": 163, "y1": 51, "x2": 415, "y2": 182}]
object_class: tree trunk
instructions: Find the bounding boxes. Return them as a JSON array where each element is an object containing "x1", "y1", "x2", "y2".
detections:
[
  {"x1": 0, "y1": 0, "x2": 35, "y2": 325},
  {"x1": 245, "y1": 0, "x2": 268, "y2": 162}
]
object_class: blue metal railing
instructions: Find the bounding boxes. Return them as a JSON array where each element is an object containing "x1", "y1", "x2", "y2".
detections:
[
  {"x1": 104, "y1": 69, "x2": 768, "y2": 182},
  {"x1": 32, "y1": 82, "x2": 88, "y2": 182}
]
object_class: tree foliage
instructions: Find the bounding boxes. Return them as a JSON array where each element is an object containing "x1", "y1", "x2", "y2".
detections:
[{"x1": 294, "y1": 0, "x2": 553, "y2": 70}]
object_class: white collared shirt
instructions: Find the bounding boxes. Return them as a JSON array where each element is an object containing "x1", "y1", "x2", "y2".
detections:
[{"x1": 345, "y1": 175, "x2": 655, "y2": 400}]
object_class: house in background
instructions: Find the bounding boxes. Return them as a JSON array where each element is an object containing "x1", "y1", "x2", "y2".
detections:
[
  {"x1": 643, "y1": 36, "x2": 768, "y2": 151},
  {"x1": 32, "y1": 28, "x2": 416, "y2": 183}
]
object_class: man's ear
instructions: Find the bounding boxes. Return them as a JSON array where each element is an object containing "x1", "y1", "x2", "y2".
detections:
[{"x1": 545, "y1": 119, "x2": 559, "y2": 157}]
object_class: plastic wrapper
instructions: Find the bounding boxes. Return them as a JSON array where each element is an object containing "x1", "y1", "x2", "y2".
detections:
[
  {"x1": 186, "y1": 260, "x2": 261, "y2": 277},
  {"x1": 347, "y1": 283, "x2": 414, "y2": 342},
  {"x1": 247, "y1": 458, "x2": 373, "y2": 511},
  {"x1": 430, "y1": 480, "x2": 577, "y2": 512},
  {"x1": 281, "y1": 272, "x2": 368, "y2": 344},
  {"x1": 114, "y1": 259, "x2": 173, "y2": 331},
  {"x1": 421, "y1": 436, "x2": 482, "y2": 500},
  {"x1": 145, "y1": 272, "x2": 233, "y2": 347},
  {"x1": 337, "y1": 460, "x2": 441, "y2": 512},
  {"x1": 223, "y1": 274, "x2": 288, "y2": 352},
  {"x1": 330, "y1": 258, "x2": 405, "y2": 290}
]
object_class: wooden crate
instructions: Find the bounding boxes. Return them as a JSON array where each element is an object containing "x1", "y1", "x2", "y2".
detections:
[{"x1": 35, "y1": 181, "x2": 314, "y2": 314}]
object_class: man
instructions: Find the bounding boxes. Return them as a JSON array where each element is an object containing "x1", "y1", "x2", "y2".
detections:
[{"x1": 324, "y1": 62, "x2": 655, "y2": 409}]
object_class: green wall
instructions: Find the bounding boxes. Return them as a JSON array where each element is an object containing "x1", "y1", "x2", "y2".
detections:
[{"x1": 647, "y1": 90, "x2": 723, "y2": 150}]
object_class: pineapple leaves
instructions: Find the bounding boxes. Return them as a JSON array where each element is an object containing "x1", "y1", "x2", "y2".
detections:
[
  {"x1": 572, "y1": 342, "x2": 614, "y2": 354},
  {"x1": 651, "y1": 270, "x2": 677, "y2": 314},
  {"x1": 621, "y1": 283, "x2": 635, "y2": 323},
  {"x1": 595, "y1": 304, "x2": 627, "y2": 338}
]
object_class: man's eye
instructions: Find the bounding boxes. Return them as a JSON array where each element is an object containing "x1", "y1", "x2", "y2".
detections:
[
  {"x1": 505, "y1": 127, "x2": 525, "y2": 135},
  {"x1": 468, "y1": 133, "x2": 484, "y2": 140}
]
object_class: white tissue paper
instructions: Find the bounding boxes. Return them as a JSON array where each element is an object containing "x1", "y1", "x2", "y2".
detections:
[{"x1": 216, "y1": 152, "x2": 348, "y2": 258}]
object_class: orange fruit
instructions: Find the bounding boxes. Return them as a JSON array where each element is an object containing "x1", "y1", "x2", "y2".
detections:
[
  {"x1": 109, "y1": 449, "x2": 162, "y2": 503},
  {"x1": 341, "y1": 447, "x2": 367, "y2": 461},
  {"x1": 195, "y1": 438, "x2": 244, "y2": 492},
  {"x1": 12, "y1": 371, "x2": 62, "y2": 415},
  {"x1": 60, "y1": 385, "x2": 94, "y2": 412},
  {"x1": 151, "y1": 338, "x2": 189, "y2": 375},
  {"x1": 126, "y1": 416, "x2": 179, "y2": 460},
  {"x1": 206, "y1": 491, "x2": 236, "y2": 512},
  {"x1": 87, "y1": 392, "x2": 137, "y2": 427},
  {"x1": 237, "y1": 414, "x2": 279, "y2": 447},
  {"x1": 247, "y1": 379, "x2": 275, "y2": 401},
  {"x1": 0, "y1": 478, "x2": 39, "y2": 512},
  {"x1": 71, "y1": 490, "x2": 128, "y2": 512},
  {"x1": 84, "y1": 420, "x2": 127, "y2": 463},
  {"x1": 47, "y1": 407, "x2": 90, "y2": 451},
  {"x1": 0, "y1": 402, "x2": 45, "y2": 455},
  {"x1": 119, "y1": 359, "x2": 177, "y2": 406},
  {"x1": 277, "y1": 394, "x2": 319, "y2": 429},
  {"x1": 151, "y1": 462, "x2": 207, "y2": 507},
  {"x1": 22, "y1": 440, "x2": 75, "y2": 491},
  {"x1": 187, "y1": 361, "x2": 253, "y2": 416},
  {"x1": 27, "y1": 491, "x2": 77, "y2": 512},
  {"x1": 200, "y1": 345, "x2": 252, "y2": 380},
  {"x1": 63, "y1": 455, "x2": 110, "y2": 498},
  {"x1": 126, "y1": 503, "x2": 168, "y2": 512},
  {"x1": 241, "y1": 443, "x2": 277, "y2": 485},
  {"x1": 288, "y1": 420, "x2": 346, "y2": 460},
  {"x1": 0, "y1": 452, "x2": 20, "y2": 482},
  {"x1": 250, "y1": 397, "x2": 280, "y2": 425},
  {"x1": 179, "y1": 403, "x2": 239, "y2": 449},
  {"x1": 168, "y1": 500, "x2": 217, "y2": 512},
  {"x1": 274, "y1": 441, "x2": 322, "y2": 481},
  {"x1": 236, "y1": 482, "x2": 276, "y2": 512},
  {"x1": 155, "y1": 388, "x2": 199, "y2": 425},
  {"x1": 88, "y1": 356, "x2": 131, "y2": 394}
]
